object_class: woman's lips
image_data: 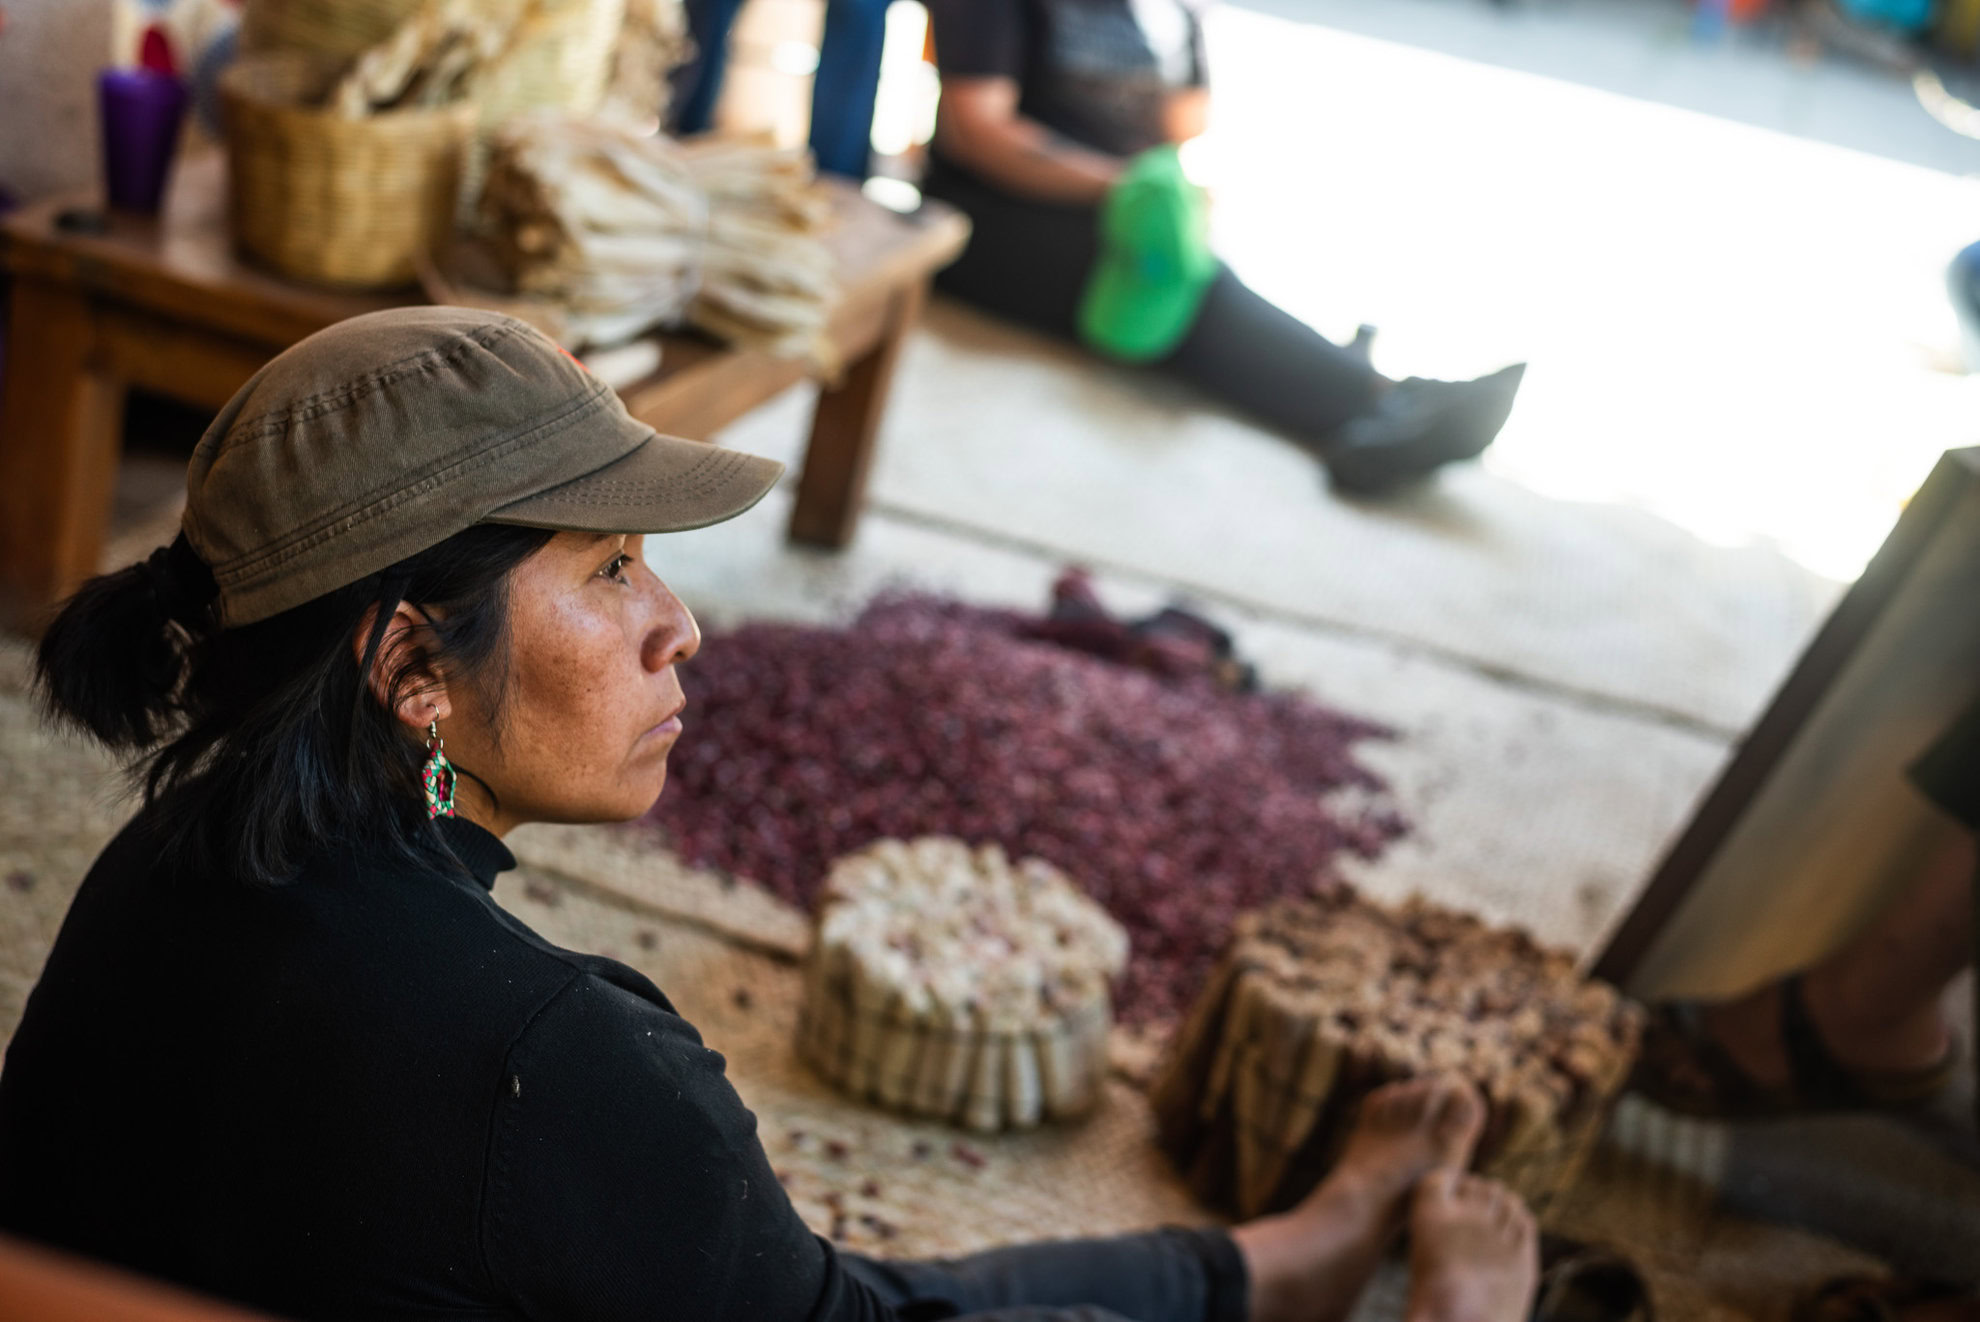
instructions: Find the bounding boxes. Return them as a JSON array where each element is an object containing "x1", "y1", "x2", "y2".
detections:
[{"x1": 642, "y1": 711, "x2": 684, "y2": 743}]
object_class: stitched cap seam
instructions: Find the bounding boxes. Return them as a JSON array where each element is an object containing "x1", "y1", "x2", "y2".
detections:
[
  {"x1": 213, "y1": 386, "x2": 629, "y2": 587},
  {"x1": 536, "y1": 448, "x2": 741, "y2": 494},
  {"x1": 215, "y1": 388, "x2": 620, "y2": 586},
  {"x1": 218, "y1": 320, "x2": 530, "y2": 451},
  {"x1": 510, "y1": 451, "x2": 755, "y2": 507},
  {"x1": 502, "y1": 444, "x2": 734, "y2": 503},
  {"x1": 199, "y1": 319, "x2": 535, "y2": 458}
]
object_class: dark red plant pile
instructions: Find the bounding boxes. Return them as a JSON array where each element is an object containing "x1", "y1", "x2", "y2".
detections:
[{"x1": 644, "y1": 590, "x2": 1407, "y2": 1024}]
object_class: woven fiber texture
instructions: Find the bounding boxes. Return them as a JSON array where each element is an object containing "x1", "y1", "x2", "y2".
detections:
[
  {"x1": 221, "y1": 52, "x2": 475, "y2": 288},
  {"x1": 0, "y1": 641, "x2": 1887, "y2": 1320}
]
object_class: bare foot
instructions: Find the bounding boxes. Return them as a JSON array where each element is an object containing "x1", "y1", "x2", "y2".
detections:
[
  {"x1": 1233, "y1": 1076, "x2": 1485, "y2": 1322},
  {"x1": 1324, "y1": 1074, "x2": 1487, "y2": 1222},
  {"x1": 1405, "y1": 1171, "x2": 1538, "y2": 1322}
]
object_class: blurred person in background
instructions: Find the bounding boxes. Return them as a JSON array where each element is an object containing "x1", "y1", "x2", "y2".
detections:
[
  {"x1": 1634, "y1": 693, "x2": 1980, "y2": 1321},
  {"x1": 1634, "y1": 693, "x2": 1977, "y2": 1120},
  {"x1": 674, "y1": 0, "x2": 892, "y2": 179},
  {"x1": 920, "y1": 0, "x2": 1526, "y2": 496}
]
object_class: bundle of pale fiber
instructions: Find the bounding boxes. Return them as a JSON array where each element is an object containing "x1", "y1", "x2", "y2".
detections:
[{"x1": 480, "y1": 114, "x2": 836, "y2": 352}]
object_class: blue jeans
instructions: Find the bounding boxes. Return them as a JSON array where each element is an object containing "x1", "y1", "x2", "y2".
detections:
[{"x1": 675, "y1": 0, "x2": 892, "y2": 179}]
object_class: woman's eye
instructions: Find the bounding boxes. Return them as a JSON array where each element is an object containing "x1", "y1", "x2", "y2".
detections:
[{"x1": 601, "y1": 553, "x2": 633, "y2": 584}]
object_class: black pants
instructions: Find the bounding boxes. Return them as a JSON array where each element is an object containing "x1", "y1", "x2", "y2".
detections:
[
  {"x1": 842, "y1": 1226, "x2": 1250, "y2": 1322},
  {"x1": 921, "y1": 163, "x2": 1382, "y2": 449}
]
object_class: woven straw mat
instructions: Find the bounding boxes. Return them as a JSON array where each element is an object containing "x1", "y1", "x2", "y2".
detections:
[{"x1": 0, "y1": 640, "x2": 1884, "y2": 1321}]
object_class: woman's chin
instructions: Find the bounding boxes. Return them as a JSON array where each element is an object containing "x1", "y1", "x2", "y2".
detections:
[
  {"x1": 624, "y1": 765, "x2": 669, "y2": 817},
  {"x1": 542, "y1": 774, "x2": 668, "y2": 826}
]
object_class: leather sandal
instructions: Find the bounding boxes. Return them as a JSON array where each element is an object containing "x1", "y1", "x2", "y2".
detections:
[
  {"x1": 1793, "y1": 1274, "x2": 1979, "y2": 1322},
  {"x1": 1630, "y1": 975, "x2": 1957, "y2": 1120},
  {"x1": 1533, "y1": 1235, "x2": 1653, "y2": 1322}
]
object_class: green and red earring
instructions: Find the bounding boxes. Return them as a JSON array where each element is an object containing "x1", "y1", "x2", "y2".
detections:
[{"x1": 423, "y1": 720, "x2": 456, "y2": 820}]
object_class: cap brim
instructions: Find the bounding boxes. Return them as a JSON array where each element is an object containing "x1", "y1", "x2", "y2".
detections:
[{"x1": 483, "y1": 430, "x2": 785, "y2": 534}]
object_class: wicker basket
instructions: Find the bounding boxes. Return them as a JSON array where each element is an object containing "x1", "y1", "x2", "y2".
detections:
[
  {"x1": 220, "y1": 53, "x2": 476, "y2": 289},
  {"x1": 240, "y1": 0, "x2": 626, "y2": 216}
]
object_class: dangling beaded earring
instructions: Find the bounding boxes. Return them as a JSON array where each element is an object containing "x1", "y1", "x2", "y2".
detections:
[{"x1": 422, "y1": 720, "x2": 456, "y2": 820}]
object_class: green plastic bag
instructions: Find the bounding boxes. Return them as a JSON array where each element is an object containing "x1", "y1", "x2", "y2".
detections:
[{"x1": 1077, "y1": 145, "x2": 1217, "y2": 363}]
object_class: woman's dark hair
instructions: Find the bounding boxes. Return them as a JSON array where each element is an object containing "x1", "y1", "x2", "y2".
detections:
[{"x1": 34, "y1": 524, "x2": 556, "y2": 884}]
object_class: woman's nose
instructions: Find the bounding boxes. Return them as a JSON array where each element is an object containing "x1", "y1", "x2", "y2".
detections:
[{"x1": 642, "y1": 580, "x2": 700, "y2": 672}]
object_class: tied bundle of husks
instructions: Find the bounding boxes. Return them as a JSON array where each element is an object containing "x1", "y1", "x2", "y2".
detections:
[
  {"x1": 327, "y1": 0, "x2": 517, "y2": 118},
  {"x1": 1150, "y1": 893, "x2": 1642, "y2": 1219},
  {"x1": 799, "y1": 837, "x2": 1130, "y2": 1132},
  {"x1": 244, "y1": 0, "x2": 650, "y2": 128},
  {"x1": 480, "y1": 114, "x2": 837, "y2": 353}
]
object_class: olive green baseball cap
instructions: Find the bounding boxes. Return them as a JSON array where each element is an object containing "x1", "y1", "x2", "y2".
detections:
[
  {"x1": 183, "y1": 306, "x2": 784, "y2": 627},
  {"x1": 1076, "y1": 145, "x2": 1217, "y2": 363}
]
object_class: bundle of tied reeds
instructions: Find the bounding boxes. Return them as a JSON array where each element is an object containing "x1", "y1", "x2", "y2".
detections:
[
  {"x1": 478, "y1": 113, "x2": 838, "y2": 355},
  {"x1": 1150, "y1": 892, "x2": 1643, "y2": 1219}
]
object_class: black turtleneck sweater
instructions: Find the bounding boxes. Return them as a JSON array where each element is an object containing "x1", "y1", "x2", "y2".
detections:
[{"x1": 0, "y1": 809, "x2": 885, "y2": 1321}]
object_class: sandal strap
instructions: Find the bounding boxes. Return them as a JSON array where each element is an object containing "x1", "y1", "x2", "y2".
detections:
[
  {"x1": 1794, "y1": 1274, "x2": 1976, "y2": 1322},
  {"x1": 1779, "y1": 975, "x2": 1958, "y2": 1109},
  {"x1": 1778, "y1": 974, "x2": 1866, "y2": 1108},
  {"x1": 1642, "y1": 1000, "x2": 1797, "y2": 1117}
]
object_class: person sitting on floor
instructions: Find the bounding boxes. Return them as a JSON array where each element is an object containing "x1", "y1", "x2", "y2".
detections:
[
  {"x1": 919, "y1": 0, "x2": 1526, "y2": 496},
  {"x1": 0, "y1": 307, "x2": 1540, "y2": 1322}
]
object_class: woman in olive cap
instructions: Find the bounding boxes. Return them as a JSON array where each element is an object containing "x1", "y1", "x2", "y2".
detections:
[{"x1": 0, "y1": 308, "x2": 1536, "y2": 1322}]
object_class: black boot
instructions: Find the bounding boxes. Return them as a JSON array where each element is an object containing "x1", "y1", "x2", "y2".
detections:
[{"x1": 1322, "y1": 362, "x2": 1525, "y2": 496}]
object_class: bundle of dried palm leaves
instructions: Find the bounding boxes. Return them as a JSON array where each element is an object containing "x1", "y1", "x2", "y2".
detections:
[
  {"x1": 478, "y1": 112, "x2": 837, "y2": 354},
  {"x1": 604, "y1": 0, "x2": 694, "y2": 124},
  {"x1": 324, "y1": 0, "x2": 531, "y2": 118},
  {"x1": 680, "y1": 135, "x2": 838, "y2": 356},
  {"x1": 1150, "y1": 892, "x2": 1643, "y2": 1219}
]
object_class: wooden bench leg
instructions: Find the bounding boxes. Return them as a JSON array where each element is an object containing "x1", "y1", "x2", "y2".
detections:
[
  {"x1": 0, "y1": 280, "x2": 124, "y2": 633},
  {"x1": 788, "y1": 281, "x2": 925, "y2": 548}
]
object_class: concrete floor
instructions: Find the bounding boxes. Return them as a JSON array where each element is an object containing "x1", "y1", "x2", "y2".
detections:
[{"x1": 1236, "y1": 0, "x2": 1977, "y2": 175}]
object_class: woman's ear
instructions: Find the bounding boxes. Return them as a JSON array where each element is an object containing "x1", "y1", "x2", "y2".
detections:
[{"x1": 351, "y1": 600, "x2": 452, "y2": 736}]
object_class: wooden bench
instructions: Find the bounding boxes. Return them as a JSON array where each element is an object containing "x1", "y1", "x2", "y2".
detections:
[{"x1": 0, "y1": 150, "x2": 969, "y2": 631}]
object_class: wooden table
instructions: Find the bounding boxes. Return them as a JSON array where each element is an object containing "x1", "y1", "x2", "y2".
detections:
[{"x1": 0, "y1": 150, "x2": 968, "y2": 631}]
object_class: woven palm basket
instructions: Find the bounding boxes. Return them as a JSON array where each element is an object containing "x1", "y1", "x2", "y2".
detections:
[
  {"x1": 241, "y1": 0, "x2": 629, "y2": 206},
  {"x1": 220, "y1": 52, "x2": 475, "y2": 289}
]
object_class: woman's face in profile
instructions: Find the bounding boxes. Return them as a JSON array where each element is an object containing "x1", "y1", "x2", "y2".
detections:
[{"x1": 446, "y1": 531, "x2": 700, "y2": 831}]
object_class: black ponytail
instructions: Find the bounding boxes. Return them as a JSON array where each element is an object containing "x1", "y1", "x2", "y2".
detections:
[
  {"x1": 32, "y1": 524, "x2": 554, "y2": 884},
  {"x1": 35, "y1": 532, "x2": 218, "y2": 749}
]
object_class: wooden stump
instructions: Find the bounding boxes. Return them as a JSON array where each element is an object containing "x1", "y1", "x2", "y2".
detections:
[
  {"x1": 1150, "y1": 893, "x2": 1642, "y2": 1218},
  {"x1": 797, "y1": 837, "x2": 1128, "y2": 1131}
]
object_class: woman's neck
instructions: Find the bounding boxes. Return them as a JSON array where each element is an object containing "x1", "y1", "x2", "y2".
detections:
[{"x1": 447, "y1": 767, "x2": 515, "y2": 838}]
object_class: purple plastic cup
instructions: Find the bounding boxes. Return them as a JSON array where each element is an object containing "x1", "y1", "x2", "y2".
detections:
[{"x1": 98, "y1": 68, "x2": 189, "y2": 215}]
